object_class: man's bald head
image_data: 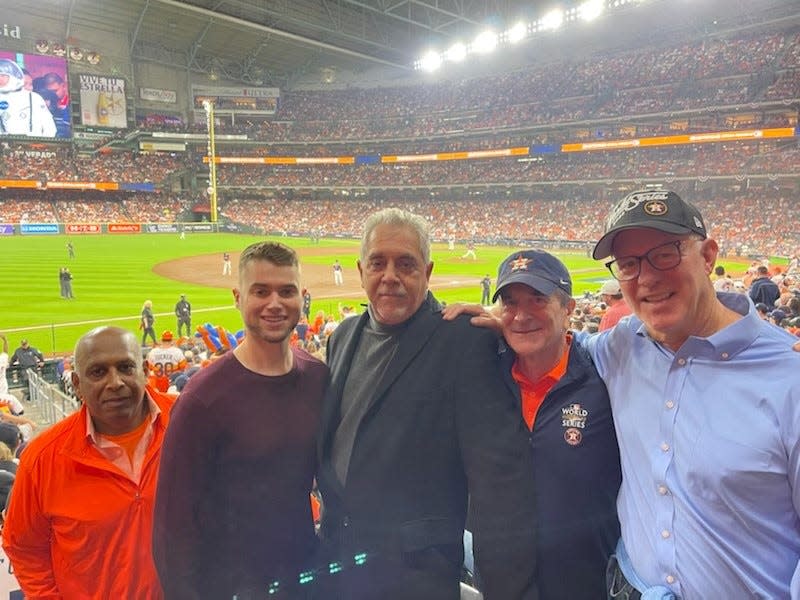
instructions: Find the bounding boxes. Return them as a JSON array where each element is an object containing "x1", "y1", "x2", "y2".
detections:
[{"x1": 73, "y1": 326, "x2": 139, "y2": 372}]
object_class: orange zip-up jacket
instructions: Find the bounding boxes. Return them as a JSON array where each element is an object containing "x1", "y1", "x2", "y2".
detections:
[{"x1": 2, "y1": 388, "x2": 173, "y2": 599}]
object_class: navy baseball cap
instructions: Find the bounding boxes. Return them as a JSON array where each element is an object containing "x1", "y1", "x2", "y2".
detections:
[
  {"x1": 493, "y1": 250, "x2": 572, "y2": 302},
  {"x1": 593, "y1": 190, "x2": 707, "y2": 259},
  {"x1": 770, "y1": 309, "x2": 786, "y2": 322}
]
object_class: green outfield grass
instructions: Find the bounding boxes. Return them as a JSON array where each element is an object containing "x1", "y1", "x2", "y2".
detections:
[{"x1": 0, "y1": 232, "x2": 753, "y2": 356}]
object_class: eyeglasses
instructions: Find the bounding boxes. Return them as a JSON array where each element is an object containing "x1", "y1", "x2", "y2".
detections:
[{"x1": 605, "y1": 239, "x2": 693, "y2": 282}]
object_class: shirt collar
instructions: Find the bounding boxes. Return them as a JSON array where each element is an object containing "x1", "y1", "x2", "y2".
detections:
[
  {"x1": 634, "y1": 292, "x2": 759, "y2": 359},
  {"x1": 511, "y1": 333, "x2": 572, "y2": 389},
  {"x1": 84, "y1": 391, "x2": 161, "y2": 444}
]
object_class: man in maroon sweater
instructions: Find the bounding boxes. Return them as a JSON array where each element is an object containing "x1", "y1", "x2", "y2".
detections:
[{"x1": 152, "y1": 242, "x2": 329, "y2": 599}]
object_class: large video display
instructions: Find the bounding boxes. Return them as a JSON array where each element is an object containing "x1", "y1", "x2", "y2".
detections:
[{"x1": 0, "y1": 50, "x2": 71, "y2": 138}]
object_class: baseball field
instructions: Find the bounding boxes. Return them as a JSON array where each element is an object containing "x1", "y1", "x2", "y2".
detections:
[{"x1": 0, "y1": 231, "x2": 755, "y2": 356}]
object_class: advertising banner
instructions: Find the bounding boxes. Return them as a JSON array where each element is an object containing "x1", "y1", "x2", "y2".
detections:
[
  {"x1": 20, "y1": 223, "x2": 59, "y2": 234},
  {"x1": 0, "y1": 180, "x2": 40, "y2": 188},
  {"x1": 192, "y1": 84, "x2": 279, "y2": 114},
  {"x1": 65, "y1": 223, "x2": 101, "y2": 234},
  {"x1": 119, "y1": 183, "x2": 155, "y2": 192},
  {"x1": 79, "y1": 74, "x2": 127, "y2": 128},
  {"x1": 183, "y1": 223, "x2": 216, "y2": 232},
  {"x1": 145, "y1": 223, "x2": 178, "y2": 233},
  {"x1": 0, "y1": 224, "x2": 14, "y2": 235},
  {"x1": 108, "y1": 223, "x2": 141, "y2": 233},
  {"x1": 46, "y1": 181, "x2": 118, "y2": 190},
  {"x1": 140, "y1": 87, "x2": 177, "y2": 104},
  {"x1": 139, "y1": 141, "x2": 186, "y2": 153}
]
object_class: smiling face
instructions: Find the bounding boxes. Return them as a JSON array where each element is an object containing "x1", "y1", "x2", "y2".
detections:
[
  {"x1": 234, "y1": 258, "x2": 302, "y2": 345},
  {"x1": 358, "y1": 223, "x2": 433, "y2": 326},
  {"x1": 611, "y1": 228, "x2": 719, "y2": 349},
  {"x1": 72, "y1": 327, "x2": 148, "y2": 436},
  {"x1": 499, "y1": 283, "x2": 574, "y2": 361}
]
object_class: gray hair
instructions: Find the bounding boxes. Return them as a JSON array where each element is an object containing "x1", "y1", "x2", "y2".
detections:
[{"x1": 361, "y1": 208, "x2": 431, "y2": 265}]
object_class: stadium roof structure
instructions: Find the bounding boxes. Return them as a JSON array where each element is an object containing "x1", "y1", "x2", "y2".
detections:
[{"x1": 20, "y1": 0, "x2": 800, "y2": 88}]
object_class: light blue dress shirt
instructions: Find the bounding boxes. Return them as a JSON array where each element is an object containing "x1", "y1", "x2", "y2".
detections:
[{"x1": 584, "y1": 292, "x2": 800, "y2": 598}]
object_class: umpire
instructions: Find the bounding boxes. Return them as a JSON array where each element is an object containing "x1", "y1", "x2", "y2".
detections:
[{"x1": 175, "y1": 294, "x2": 192, "y2": 338}]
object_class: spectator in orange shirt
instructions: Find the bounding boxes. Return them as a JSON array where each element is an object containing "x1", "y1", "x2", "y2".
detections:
[
  {"x1": 2, "y1": 326, "x2": 173, "y2": 599},
  {"x1": 598, "y1": 280, "x2": 633, "y2": 331},
  {"x1": 309, "y1": 310, "x2": 325, "y2": 336}
]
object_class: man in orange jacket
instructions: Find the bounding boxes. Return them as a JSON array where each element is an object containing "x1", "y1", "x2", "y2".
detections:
[{"x1": 2, "y1": 326, "x2": 174, "y2": 599}]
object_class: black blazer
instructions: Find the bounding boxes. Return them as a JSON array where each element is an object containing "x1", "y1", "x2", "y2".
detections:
[{"x1": 316, "y1": 293, "x2": 538, "y2": 600}]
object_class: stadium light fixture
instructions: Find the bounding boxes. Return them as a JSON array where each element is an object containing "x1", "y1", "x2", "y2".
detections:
[
  {"x1": 473, "y1": 30, "x2": 498, "y2": 54},
  {"x1": 540, "y1": 9, "x2": 564, "y2": 31},
  {"x1": 446, "y1": 42, "x2": 467, "y2": 62},
  {"x1": 565, "y1": 7, "x2": 578, "y2": 23},
  {"x1": 420, "y1": 50, "x2": 443, "y2": 72},
  {"x1": 507, "y1": 22, "x2": 528, "y2": 44},
  {"x1": 413, "y1": 0, "x2": 652, "y2": 69},
  {"x1": 580, "y1": 0, "x2": 605, "y2": 21}
]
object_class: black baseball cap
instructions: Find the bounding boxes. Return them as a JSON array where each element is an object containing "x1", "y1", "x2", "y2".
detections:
[
  {"x1": 493, "y1": 249, "x2": 572, "y2": 302},
  {"x1": 593, "y1": 190, "x2": 707, "y2": 259}
]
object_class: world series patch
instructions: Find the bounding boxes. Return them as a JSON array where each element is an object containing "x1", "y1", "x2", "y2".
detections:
[{"x1": 561, "y1": 403, "x2": 588, "y2": 446}]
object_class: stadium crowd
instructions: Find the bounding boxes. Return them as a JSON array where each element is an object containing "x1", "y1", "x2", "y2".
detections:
[
  {"x1": 129, "y1": 27, "x2": 800, "y2": 144},
  {"x1": 176, "y1": 107, "x2": 794, "y2": 158},
  {"x1": 213, "y1": 141, "x2": 798, "y2": 189},
  {"x1": 1, "y1": 140, "x2": 796, "y2": 194},
  {"x1": 0, "y1": 182, "x2": 797, "y2": 257},
  {"x1": 0, "y1": 146, "x2": 190, "y2": 183},
  {"x1": 218, "y1": 187, "x2": 799, "y2": 258},
  {"x1": 0, "y1": 192, "x2": 192, "y2": 224}
]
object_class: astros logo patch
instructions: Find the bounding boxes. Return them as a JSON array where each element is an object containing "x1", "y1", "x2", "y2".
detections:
[
  {"x1": 509, "y1": 255, "x2": 531, "y2": 272},
  {"x1": 564, "y1": 428, "x2": 582, "y2": 446},
  {"x1": 643, "y1": 200, "x2": 668, "y2": 216}
]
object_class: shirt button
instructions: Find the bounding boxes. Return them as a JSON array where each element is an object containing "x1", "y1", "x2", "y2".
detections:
[
  {"x1": 661, "y1": 442, "x2": 670, "y2": 452},
  {"x1": 677, "y1": 358, "x2": 686, "y2": 365},
  {"x1": 721, "y1": 352, "x2": 729, "y2": 359},
  {"x1": 665, "y1": 400, "x2": 675, "y2": 409},
  {"x1": 661, "y1": 529, "x2": 671, "y2": 539},
  {"x1": 342, "y1": 516, "x2": 350, "y2": 527},
  {"x1": 666, "y1": 575, "x2": 676, "y2": 584},
  {"x1": 658, "y1": 485, "x2": 668, "y2": 495}
]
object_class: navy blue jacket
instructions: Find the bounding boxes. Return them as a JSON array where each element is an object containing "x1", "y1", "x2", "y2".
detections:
[
  {"x1": 749, "y1": 277, "x2": 780, "y2": 308},
  {"x1": 500, "y1": 339, "x2": 621, "y2": 600}
]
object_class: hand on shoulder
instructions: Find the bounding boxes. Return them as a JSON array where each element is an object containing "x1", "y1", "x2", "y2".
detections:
[{"x1": 441, "y1": 302, "x2": 503, "y2": 335}]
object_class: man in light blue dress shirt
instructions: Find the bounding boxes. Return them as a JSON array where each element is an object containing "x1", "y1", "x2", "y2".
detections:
[{"x1": 588, "y1": 190, "x2": 800, "y2": 599}]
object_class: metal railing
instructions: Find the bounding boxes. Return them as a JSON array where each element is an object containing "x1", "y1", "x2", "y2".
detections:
[{"x1": 25, "y1": 369, "x2": 80, "y2": 426}]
